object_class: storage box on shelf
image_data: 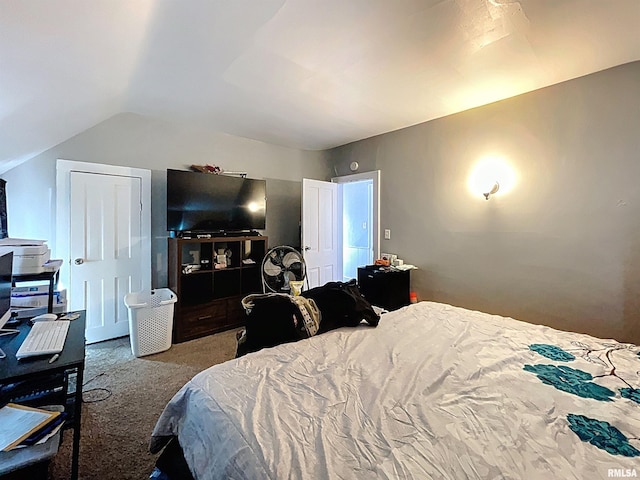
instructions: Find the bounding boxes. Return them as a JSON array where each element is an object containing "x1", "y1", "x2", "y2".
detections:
[{"x1": 168, "y1": 235, "x2": 267, "y2": 343}]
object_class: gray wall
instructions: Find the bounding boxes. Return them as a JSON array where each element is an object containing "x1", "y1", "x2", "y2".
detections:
[
  {"x1": 329, "y1": 61, "x2": 640, "y2": 344},
  {"x1": 2, "y1": 113, "x2": 331, "y2": 288}
]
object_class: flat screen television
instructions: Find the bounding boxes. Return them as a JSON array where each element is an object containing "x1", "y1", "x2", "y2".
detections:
[{"x1": 167, "y1": 169, "x2": 266, "y2": 234}]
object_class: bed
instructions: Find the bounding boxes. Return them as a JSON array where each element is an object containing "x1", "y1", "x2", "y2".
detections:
[{"x1": 150, "y1": 301, "x2": 640, "y2": 479}]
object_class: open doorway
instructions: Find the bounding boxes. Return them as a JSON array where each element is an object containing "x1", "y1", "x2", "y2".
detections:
[{"x1": 333, "y1": 171, "x2": 380, "y2": 282}]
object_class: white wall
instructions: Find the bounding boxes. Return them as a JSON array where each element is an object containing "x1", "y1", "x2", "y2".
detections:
[
  {"x1": 2, "y1": 113, "x2": 331, "y2": 287},
  {"x1": 329, "y1": 61, "x2": 640, "y2": 345}
]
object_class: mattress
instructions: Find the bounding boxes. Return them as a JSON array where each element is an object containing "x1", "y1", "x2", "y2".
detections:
[{"x1": 150, "y1": 301, "x2": 640, "y2": 479}]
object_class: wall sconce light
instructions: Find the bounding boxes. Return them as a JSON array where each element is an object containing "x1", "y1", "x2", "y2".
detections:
[
  {"x1": 483, "y1": 181, "x2": 499, "y2": 200},
  {"x1": 467, "y1": 155, "x2": 516, "y2": 201}
]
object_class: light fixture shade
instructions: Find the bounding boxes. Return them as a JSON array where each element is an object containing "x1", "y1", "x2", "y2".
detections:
[
  {"x1": 483, "y1": 182, "x2": 500, "y2": 200},
  {"x1": 467, "y1": 156, "x2": 516, "y2": 200}
]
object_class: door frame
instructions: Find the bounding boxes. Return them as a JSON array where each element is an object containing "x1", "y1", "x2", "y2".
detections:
[
  {"x1": 332, "y1": 170, "x2": 381, "y2": 278},
  {"x1": 55, "y1": 160, "x2": 152, "y2": 307}
]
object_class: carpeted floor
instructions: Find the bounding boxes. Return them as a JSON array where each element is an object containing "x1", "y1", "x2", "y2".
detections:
[{"x1": 49, "y1": 328, "x2": 241, "y2": 479}]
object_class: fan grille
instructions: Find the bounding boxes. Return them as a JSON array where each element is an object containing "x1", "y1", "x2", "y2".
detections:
[{"x1": 261, "y1": 246, "x2": 306, "y2": 293}]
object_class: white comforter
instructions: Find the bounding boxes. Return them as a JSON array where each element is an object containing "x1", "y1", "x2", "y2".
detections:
[{"x1": 150, "y1": 302, "x2": 640, "y2": 479}]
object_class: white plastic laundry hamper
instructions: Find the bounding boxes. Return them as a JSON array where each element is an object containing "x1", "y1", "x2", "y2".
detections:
[{"x1": 124, "y1": 288, "x2": 177, "y2": 357}]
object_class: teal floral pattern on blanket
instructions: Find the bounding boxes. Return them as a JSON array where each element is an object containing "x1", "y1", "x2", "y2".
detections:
[
  {"x1": 523, "y1": 364, "x2": 615, "y2": 401},
  {"x1": 525, "y1": 342, "x2": 640, "y2": 457},
  {"x1": 620, "y1": 388, "x2": 640, "y2": 405},
  {"x1": 567, "y1": 414, "x2": 640, "y2": 457},
  {"x1": 529, "y1": 344, "x2": 575, "y2": 361}
]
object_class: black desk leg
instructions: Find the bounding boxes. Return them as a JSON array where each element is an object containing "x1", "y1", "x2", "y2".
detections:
[
  {"x1": 47, "y1": 277, "x2": 54, "y2": 313},
  {"x1": 71, "y1": 365, "x2": 84, "y2": 480}
]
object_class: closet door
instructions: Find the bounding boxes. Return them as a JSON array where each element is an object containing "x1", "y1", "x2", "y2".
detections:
[{"x1": 57, "y1": 160, "x2": 151, "y2": 344}]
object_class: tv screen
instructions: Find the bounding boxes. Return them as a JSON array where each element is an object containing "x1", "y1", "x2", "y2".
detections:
[{"x1": 167, "y1": 169, "x2": 266, "y2": 233}]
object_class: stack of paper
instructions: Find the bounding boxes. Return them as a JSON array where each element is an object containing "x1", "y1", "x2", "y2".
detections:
[{"x1": 0, "y1": 403, "x2": 63, "y2": 451}]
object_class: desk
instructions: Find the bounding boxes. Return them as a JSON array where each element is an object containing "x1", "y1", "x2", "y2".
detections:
[{"x1": 0, "y1": 313, "x2": 85, "y2": 479}]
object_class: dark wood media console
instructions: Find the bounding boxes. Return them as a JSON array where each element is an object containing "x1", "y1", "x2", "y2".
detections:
[{"x1": 168, "y1": 235, "x2": 268, "y2": 343}]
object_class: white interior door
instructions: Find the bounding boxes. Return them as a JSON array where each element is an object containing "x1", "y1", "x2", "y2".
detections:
[
  {"x1": 57, "y1": 160, "x2": 151, "y2": 344},
  {"x1": 302, "y1": 179, "x2": 338, "y2": 289}
]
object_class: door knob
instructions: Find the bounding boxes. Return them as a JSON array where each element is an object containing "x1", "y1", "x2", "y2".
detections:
[
  {"x1": 74, "y1": 258, "x2": 84, "y2": 265},
  {"x1": 303, "y1": 246, "x2": 311, "y2": 251}
]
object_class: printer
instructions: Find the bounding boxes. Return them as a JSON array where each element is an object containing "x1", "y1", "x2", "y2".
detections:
[{"x1": 0, "y1": 238, "x2": 51, "y2": 275}]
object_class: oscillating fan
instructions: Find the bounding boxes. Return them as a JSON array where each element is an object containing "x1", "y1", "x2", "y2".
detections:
[{"x1": 261, "y1": 246, "x2": 306, "y2": 293}]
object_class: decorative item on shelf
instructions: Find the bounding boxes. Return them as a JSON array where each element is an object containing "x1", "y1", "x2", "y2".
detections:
[
  {"x1": 189, "y1": 165, "x2": 248, "y2": 178},
  {"x1": 182, "y1": 264, "x2": 201, "y2": 274},
  {"x1": 215, "y1": 254, "x2": 227, "y2": 269},
  {"x1": 190, "y1": 164, "x2": 222, "y2": 174},
  {"x1": 381, "y1": 253, "x2": 397, "y2": 264}
]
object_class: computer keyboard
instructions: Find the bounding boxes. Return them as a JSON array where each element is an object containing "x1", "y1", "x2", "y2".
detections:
[{"x1": 16, "y1": 320, "x2": 70, "y2": 359}]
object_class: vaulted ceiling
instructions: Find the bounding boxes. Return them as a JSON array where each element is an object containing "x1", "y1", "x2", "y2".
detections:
[{"x1": 1, "y1": 0, "x2": 639, "y2": 173}]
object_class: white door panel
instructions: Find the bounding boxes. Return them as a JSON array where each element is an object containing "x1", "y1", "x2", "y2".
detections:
[
  {"x1": 70, "y1": 172, "x2": 143, "y2": 343},
  {"x1": 302, "y1": 179, "x2": 338, "y2": 289},
  {"x1": 57, "y1": 160, "x2": 151, "y2": 345}
]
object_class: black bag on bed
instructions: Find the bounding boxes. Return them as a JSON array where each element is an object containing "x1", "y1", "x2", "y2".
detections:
[
  {"x1": 236, "y1": 293, "x2": 321, "y2": 357},
  {"x1": 301, "y1": 279, "x2": 380, "y2": 333}
]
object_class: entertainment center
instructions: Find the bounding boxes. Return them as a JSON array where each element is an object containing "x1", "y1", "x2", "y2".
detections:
[
  {"x1": 166, "y1": 168, "x2": 269, "y2": 342},
  {"x1": 168, "y1": 235, "x2": 267, "y2": 342}
]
